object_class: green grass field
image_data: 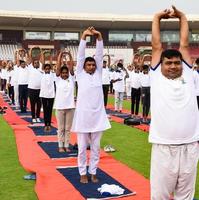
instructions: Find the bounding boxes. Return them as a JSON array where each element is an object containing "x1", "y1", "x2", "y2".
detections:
[
  {"x1": 0, "y1": 116, "x2": 37, "y2": 200},
  {"x1": 0, "y1": 108, "x2": 199, "y2": 199}
]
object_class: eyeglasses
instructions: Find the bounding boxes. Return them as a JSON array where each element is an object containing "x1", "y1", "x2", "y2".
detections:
[{"x1": 164, "y1": 61, "x2": 182, "y2": 65}]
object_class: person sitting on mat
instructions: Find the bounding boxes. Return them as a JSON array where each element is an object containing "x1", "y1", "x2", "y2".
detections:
[
  {"x1": 54, "y1": 51, "x2": 75, "y2": 153},
  {"x1": 150, "y1": 6, "x2": 199, "y2": 200},
  {"x1": 71, "y1": 27, "x2": 111, "y2": 184}
]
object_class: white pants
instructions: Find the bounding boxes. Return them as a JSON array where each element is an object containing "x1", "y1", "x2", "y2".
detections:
[
  {"x1": 77, "y1": 132, "x2": 103, "y2": 175},
  {"x1": 114, "y1": 91, "x2": 124, "y2": 111},
  {"x1": 14, "y1": 84, "x2": 19, "y2": 106},
  {"x1": 150, "y1": 142, "x2": 199, "y2": 200}
]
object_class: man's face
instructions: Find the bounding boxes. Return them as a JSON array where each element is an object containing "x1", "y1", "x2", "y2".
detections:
[
  {"x1": 84, "y1": 61, "x2": 96, "y2": 74},
  {"x1": 33, "y1": 61, "x2": 40, "y2": 68},
  {"x1": 161, "y1": 57, "x2": 183, "y2": 79},
  {"x1": 61, "y1": 69, "x2": 69, "y2": 80},
  {"x1": 21, "y1": 62, "x2": 26, "y2": 68}
]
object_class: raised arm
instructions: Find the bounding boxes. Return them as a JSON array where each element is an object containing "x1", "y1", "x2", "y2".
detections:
[
  {"x1": 172, "y1": 6, "x2": 192, "y2": 65},
  {"x1": 65, "y1": 51, "x2": 74, "y2": 76},
  {"x1": 151, "y1": 10, "x2": 171, "y2": 67},
  {"x1": 56, "y1": 51, "x2": 62, "y2": 76},
  {"x1": 76, "y1": 28, "x2": 93, "y2": 74},
  {"x1": 91, "y1": 28, "x2": 103, "y2": 71}
]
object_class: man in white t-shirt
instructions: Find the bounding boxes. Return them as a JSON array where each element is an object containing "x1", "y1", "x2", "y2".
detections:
[
  {"x1": 28, "y1": 60, "x2": 42, "y2": 123},
  {"x1": 112, "y1": 63, "x2": 128, "y2": 112},
  {"x1": 150, "y1": 6, "x2": 199, "y2": 200}
]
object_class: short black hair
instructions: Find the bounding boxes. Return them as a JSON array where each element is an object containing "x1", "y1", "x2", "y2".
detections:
[
  {"x1": 44, "y1": 64, "x2": 51, "y2": 69},
  {"x1": 103, "y1": 60, "x2": 107, "y2": 64},
  {"x1": 142, "y1": 64, "x2": 149, "y2": 70},
  {"x1": 195, "y1": 58, "x2": 199, "y2": 65},
  {"x1": 60, "y1": 65, "x2": 69, "y2": 73},
  {"x1": 117, "y1": 62, "x2": 123, "y2": 68},
  {"x1": 83, "y1": 57, "x2": 96, "y2": 68},
  {"x1": 160, "y1": 49, "x2": 183, "y2": 63},
  {"x1": 19, "y1": 60, "x2": 25, "y2": 65}
]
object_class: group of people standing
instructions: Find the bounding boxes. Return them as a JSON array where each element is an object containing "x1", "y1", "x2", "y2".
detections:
[
  {"x1": 102, "y1": 54, "x2": 151, "y2": 123},
  {"x1": 0, "y1": 5, "x2": 199, "y2": 199}
]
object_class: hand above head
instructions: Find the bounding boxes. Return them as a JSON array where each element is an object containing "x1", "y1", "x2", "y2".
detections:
[
  {"x1": 155, "y1": 9, "x2": 172, "y2": 20},
  {"x1": 83, "y1": 27, "x2": 94, "y2": 37},
  {"x1": 170, "y1": 5, "x2": 185, "y2": 19},
  {"x1": 90, "y1": 27, "x2": 102, "y2": 41}
]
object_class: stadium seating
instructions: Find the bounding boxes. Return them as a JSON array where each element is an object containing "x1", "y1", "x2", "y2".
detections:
[{"x1": 0, "y1": 44, "x2": 18, "y2": 60}]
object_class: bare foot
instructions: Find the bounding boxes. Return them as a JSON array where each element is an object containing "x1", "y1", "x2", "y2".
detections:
[
  {"x1": 64, "y1": 147, "x2": 71, "y2": 152},
  {"x1": 58, "y1": 147, "x2": 65, "y2": 153},
  {"x1": 44, "y1": 126, "x2": 48, "y2": 132},
  {"x1": 47, "y1": 126, "x2": 51, "y2": 131},
  {"x1": 91, "y1": 174, "x2": 99, "y2": 183},
  {"x1": 80, "y1": 175, "x2": 88, "y2": 184}
]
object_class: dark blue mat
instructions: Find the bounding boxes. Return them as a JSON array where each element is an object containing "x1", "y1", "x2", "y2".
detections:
[
  {"x1": 38, "y1": 142, "x2": 78, "y2": 158},
  {"x1": 21, "y1": 116, "x2": 44, "y2": 123},
  {"x1": 106, "y1": 109, "x2": 131, "y2": 119},
  {"x1": 16, "y1": 111, "x2": 31, "y2": 116},
  {"x1": 57, "y1": 167, "x2": 135, "y2": 199},
  {"x1": 29, "y1": 126, "x2": 57, "y2": 136}
]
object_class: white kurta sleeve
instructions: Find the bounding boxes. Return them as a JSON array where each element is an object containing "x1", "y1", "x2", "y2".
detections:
[
  {"x1": 76, "y1": 39, "x2": 87, "y2": 74},
  {"x1": 94, "y1": 40, "x2": 103, "y2": 73}
]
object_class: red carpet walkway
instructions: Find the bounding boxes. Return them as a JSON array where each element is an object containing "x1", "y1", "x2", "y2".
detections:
[{"x1": 1, "y1": 95, "x2": 150, "y2": 200}]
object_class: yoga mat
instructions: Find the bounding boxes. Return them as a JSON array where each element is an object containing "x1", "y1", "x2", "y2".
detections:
[{"x1": 57, "y1": 166, "x2": 136, "y2": 199}]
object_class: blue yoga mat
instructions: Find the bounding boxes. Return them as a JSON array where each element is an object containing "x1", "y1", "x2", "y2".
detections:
[
  {"x1": 21, "y1": 116, "x2": 44, "y2": 123},
  {"x1": 57, "y1": 167, "x2": 136, "y2": 199},
  {"x1": 16, "y1": 110, "x2": 31, "y2": 116},
  {"x1": 106, "y1": 109, "x2": 131, "y2": 119},
  {"x1": 38, "y1": 142, "x2": 78, "y2": 158},
  {"x1": 29, "y1": 126, "x2": 57, "y2": 136}
]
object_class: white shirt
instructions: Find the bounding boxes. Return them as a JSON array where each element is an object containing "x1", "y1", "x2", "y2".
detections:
[
  {"x1": 149, "y1": 62, "x2": 199, "y2": 144},
  {"x1": 71, "y1": 39, "x2": 111, "y2": 133},
  {"x1": 125, "y1": 69, "x2": 132, "y2": 83},
  {"x1": 102, "y1": 67, "x2": 111, "y2": 85},
  {"x1": 54, "y1": 76, "x2": 75, "y2": 109},
  {"x1": 1, "y1": 68, "x2": 7, "y2": 79},
  {"x1": 18, "y1": 66, "x2": 29, "y2": 85},
  {"x1": 112, "y1": 70, "x2": 126, "y2": 92},
  {"x1": 28, "y1": 65, "x2": 43, "y2": 89},
  {"x1": 11, "y1": 65, "x2": 19, "y2": 86},
  {"x1": 193, "y1": 70, "x2": 199, "y2": 96},
  {"x1": 6, "y1": 70, "x2": 14, "y2": 84},
  {"x1": 130, "y1": 71, "x2": 141, "y2": 89},
  {"x1": 39, "y1": 72, "x2": 56, "y2": 98},
  {"x1": 139, "y1": 72, "x2": 150, "y2": 87}
]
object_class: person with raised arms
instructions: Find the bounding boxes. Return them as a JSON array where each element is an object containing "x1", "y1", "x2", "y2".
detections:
[
  {"x1": 71, "y1": 27, "x2": 111, "y2": 184},
  {"x1": 150, "y1": 6, "x2": 199, "y2": 200}
]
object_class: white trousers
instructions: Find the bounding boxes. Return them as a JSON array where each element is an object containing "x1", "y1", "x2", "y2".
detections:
[
  {"x1": 114, "y1": 91, "x2": 124, "y2": 111},
  {"x1": 14, "y1": 84, "x2": 19, "y2": 106},
  {"x1": 77, "y1": 132, "x2": 103, "y2": 175},
  {"x1": 150, "y1": 142, "x2": 199, "y2": 200}
]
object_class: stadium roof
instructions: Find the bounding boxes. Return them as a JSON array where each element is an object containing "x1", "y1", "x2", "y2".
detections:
[{"x1": 1, "y1": 10, "x2": 199, "y2": 30}]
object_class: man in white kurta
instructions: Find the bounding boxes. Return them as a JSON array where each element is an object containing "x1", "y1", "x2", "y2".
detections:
[
  {"x1": 150, "y1": 7, "x2": 199, "y2": 200},
  {"x1": 71, "y1": 27, "x2": 111, "y2": 183}
]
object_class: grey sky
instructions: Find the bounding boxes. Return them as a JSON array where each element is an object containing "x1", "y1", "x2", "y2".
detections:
[{"x1": 0, "y1": 0, "x2": 198, "y2": 15}]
